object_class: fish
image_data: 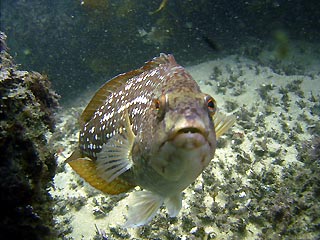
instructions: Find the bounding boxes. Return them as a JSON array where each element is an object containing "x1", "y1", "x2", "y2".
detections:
[
  {"x1": 202, "y1": 35, "x2": 221, "y2": 52},
  {"x1": 150, "y1": 0, "x2": 168, "y2": 14},
  {"x1": 66, "y1": 53, "x2": 235, "y2": 227}
]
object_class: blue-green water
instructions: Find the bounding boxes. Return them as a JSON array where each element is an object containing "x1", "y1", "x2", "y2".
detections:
[{"x1": 1, "y1": 0, "x2": 319, "y2": 104}]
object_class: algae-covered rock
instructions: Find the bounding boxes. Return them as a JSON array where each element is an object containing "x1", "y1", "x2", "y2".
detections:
[{"x1": 0, "y1": 32, "x2": 59, "y2": 239}]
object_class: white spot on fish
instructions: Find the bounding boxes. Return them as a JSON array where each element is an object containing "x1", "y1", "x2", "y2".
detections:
[
  {"x1": 125, "y1": 82, "x2": 133, "y2": 90},
  {"x1": 89, "y1": 126, "x2": 95, "y2": 133}
]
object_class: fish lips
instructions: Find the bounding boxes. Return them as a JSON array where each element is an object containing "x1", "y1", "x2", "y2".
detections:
[{"x1": 166, "y1": 127, "x2": 210, "y2": 150}]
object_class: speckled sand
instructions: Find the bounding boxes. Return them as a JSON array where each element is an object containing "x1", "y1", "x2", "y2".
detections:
[{"x1": 50, "y1": 43, "x2": 320, "y2": 239}]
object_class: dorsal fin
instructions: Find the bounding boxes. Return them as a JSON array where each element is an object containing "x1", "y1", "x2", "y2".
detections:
[{"x1": 79, "y1": 53, "x2": 173, "y2": 126}]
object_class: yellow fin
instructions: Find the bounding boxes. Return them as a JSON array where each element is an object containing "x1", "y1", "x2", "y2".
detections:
[
  {"x1": 65, "y1": 148, "x2": 82, "y2": 163},
  {"x1": 67, "y1": 152, "x2": 135, "y2": 195},
  {"x1": 79, "y1": 53, "x2": 173, "y2": 127},
  {"x1": 213, "y1": 110, "x2": 236, "y2": 139},
  {"x1": 80, "y1": 76, "x2": 126, "y2": 126},
  {"x1": 150, "y1": 0, "x2": 168, "y2": 14}
]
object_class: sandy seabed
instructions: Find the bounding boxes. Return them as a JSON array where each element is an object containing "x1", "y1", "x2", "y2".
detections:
[{"x1": 50, "y1": 42, "x2": 320, "y2": 239}]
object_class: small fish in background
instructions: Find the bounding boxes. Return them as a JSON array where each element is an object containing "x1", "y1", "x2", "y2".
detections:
[
  {"x1": 150, "y1": 0, "x2": 168, "y2": 14},
  {"x1": 273, "y1": 30, "x2": 290, "y2": 59},
  {"x1": 202, "y1": 35, "x2": 221, "y2": 52},
  {"x1": 66, "y1": 53, "x2": 235, "y2": 227}
]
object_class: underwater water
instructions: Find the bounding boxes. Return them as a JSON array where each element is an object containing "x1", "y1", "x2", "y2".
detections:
[{"x1": 1, "y1": 0, "x2": 320, "y2": 239}]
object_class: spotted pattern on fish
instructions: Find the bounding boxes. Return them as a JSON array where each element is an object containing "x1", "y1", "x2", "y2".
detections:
[
  {"x1": 66, "y1": 53, "x2": 236, "y2": 226},
  {"x1": 79, "y1": 56, "x2": 200, "y2": 155},
  {"x1": 80, "y1": 72, "x2": 160, "y2": 153}
]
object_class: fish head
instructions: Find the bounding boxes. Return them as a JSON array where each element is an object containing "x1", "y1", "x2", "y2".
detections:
[{"x1": 142, "y1": 90, "x2": 217, "y2": 184}]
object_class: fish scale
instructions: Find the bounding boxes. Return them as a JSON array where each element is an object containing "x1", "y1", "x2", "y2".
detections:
[{"x1": 66, "y1": 53, "x2": 236, "y2": 227}]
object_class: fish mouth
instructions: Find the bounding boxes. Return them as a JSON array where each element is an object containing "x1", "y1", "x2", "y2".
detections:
[
  {"x1": 176, "y1": 127, "x2": 203, "y2": 135},
  {"x1": 167, "y1": 127, "x2": 209, "y2": 149}
]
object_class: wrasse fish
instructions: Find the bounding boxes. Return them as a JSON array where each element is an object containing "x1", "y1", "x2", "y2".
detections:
[{"x1": 66, "y1": 53, "x2": 235, "y2": 227}]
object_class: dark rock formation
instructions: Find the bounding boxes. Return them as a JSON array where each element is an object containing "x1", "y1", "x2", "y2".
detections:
[{"x1": 0, "y1": 32, "x2": 59, "y2": 240}]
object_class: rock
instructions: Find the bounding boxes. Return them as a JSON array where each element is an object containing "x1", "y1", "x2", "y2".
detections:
[{"x1": 0, "y1": 32, "x2": 59, "y2": 240}]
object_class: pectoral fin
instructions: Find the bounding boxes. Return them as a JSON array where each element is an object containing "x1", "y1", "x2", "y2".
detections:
[
  {"x1": 213, "y1": 110, "x2": 236, "y2": 138},
  {"x1": 96, "y1": 109, "x2": 135, "y2": 182}
]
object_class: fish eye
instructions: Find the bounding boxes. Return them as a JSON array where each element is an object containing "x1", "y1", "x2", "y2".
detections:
[
  {"x1": 205, "y1": 95, "x2": 216, "y2": 115},
  {"x1": 152, "y1": 94, "x2": 167, "y2": 120},
  {"x1": 153, "y1": 99, "x2": 161, "y2": 110}
]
